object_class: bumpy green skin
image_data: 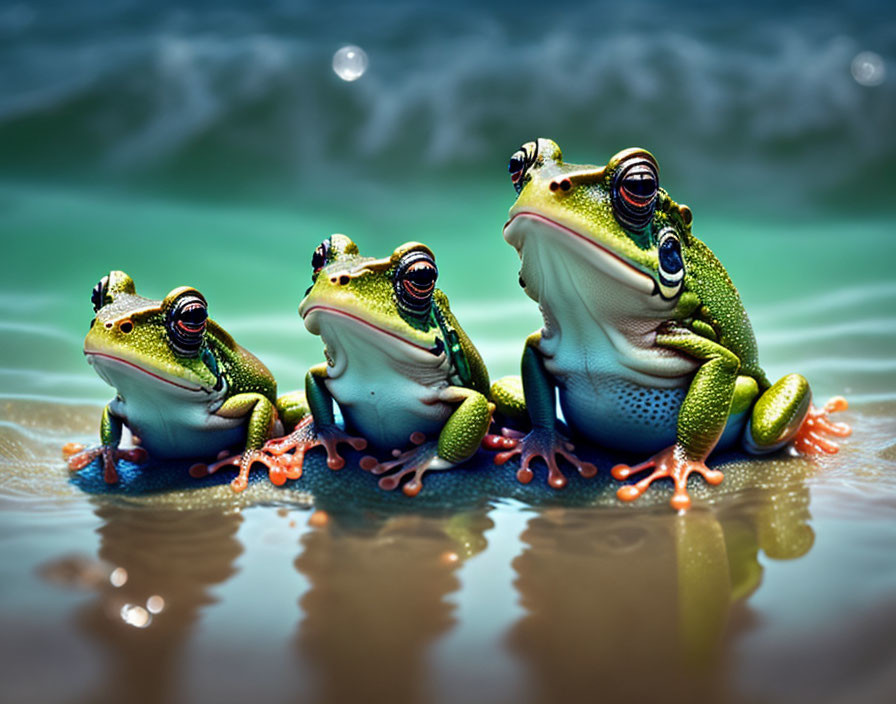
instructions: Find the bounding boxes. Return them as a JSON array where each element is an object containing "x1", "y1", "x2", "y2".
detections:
[
  {"x1": 76, "y1": 270, "x2": 283, "y2": 478},
  {"x1": 292, "y1": 235, "x2": 493, "y2": 483},
  {"x1": 275, "y1": 389, "x2": 312, "y2": 427},
  {"x1": 99, "y1": 404, "x2": 123, "y2": 449},
  {"x1": 489, "y1": 374, "x2": 526, "y2": 422},
  {"x1": 498, "y1": 139, "x2": 817, "y2": 481},
  {"x1": 437, "y1": 387, "x2": 492, "y2": 463}
]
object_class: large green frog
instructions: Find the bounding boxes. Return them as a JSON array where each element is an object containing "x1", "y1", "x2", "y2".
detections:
[
  {"x1": 490, "y1": 139, "x2": 851, "y2": 509},
  {"x1": 64, "y1": 271, "x2": 299, "y2": 492},
  {"x1": 262, "y1": 235, "x2": 494, "y2": 496}
]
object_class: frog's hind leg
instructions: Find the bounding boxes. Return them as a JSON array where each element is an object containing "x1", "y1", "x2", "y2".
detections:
[
  {"x1": 745, "y1": 374, "x2": 850, "y2": 455},
  {"x1": 488, "y1": 375, "x2": 528, "y2": 425}
]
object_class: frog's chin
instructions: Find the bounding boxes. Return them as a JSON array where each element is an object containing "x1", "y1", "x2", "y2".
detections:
[
  {"x1": 84, "y1": 350, "x2": 209, "y2": 395},
  {"x1": 504, "y1": 210, "x2": 664, "y2": 301},
  {"x1": 301, "y1": 305, "x2": 443, "y2": 359}
]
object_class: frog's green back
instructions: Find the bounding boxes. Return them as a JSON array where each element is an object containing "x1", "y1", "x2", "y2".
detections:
[
  {"x1": 684, "y1": 236, "x2": 768, "y2": 388},
  {"x1": 207, "y1": 319, "x2": 278, "y2": 402},
  {"x1": 433, "y1": 289, "x2": 490, "y2": 396}
]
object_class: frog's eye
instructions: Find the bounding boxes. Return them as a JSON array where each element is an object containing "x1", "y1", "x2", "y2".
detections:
[
  {"x1": 311, "y1": 239, "x2": 330, "y2": 277},
  {"x1": 166, "y1": 292, "x2": 208, "y2": 356},
  {"x1": 395, "y1": 251, "x2": 438, "y2": 316},
  {"x1": 612, "y1": 155, "x2": 659, "y2": 232},
  {"x1": 657, "y1": 229, "x2": 684, "y2": 299},
  {"x1": 508, "y1": 142, "x2": 538, "y2": 194},
  {"x1": 91, "y1": 275, "x2": 110, "y2": 312}
]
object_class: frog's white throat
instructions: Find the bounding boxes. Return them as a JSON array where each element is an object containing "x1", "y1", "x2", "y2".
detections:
[
  {"x1": 503, "y1": 210, "x2": 694, "y2": 386},
  {"x1": 303, "y1": 306, "x2": 451, "y2": 382},
  {"x1": 85, "y1": 351, "x2": 212, "y2": 397},
  {"x1": 503, "y1": 211, "x2": 676, "y2": 318}
]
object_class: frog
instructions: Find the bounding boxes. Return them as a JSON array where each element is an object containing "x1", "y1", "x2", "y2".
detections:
[
  {"x1": 261, "y1": 235, "x2": 494, "y2": 496},
  {"x1": 63, "y1": 270, "x2": 304, "y2": 492},
  {"x1": 487, "y1": 139, "x2": 851, "y2": 510}
]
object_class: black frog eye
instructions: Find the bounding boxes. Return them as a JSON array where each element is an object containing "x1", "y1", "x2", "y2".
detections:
[
  {"x1": 612, "y1": 155, "x2": 659, "y2": 232},
  {"x1": 394, "y1": 251, "x2": 438, "y2": 316},
  {"x1": 508, "y1": 142, "x2": 538, "y2": 194},
  {"x1": 166, "y1": 293, "x2": 208, "y2": 356},
  {"x1": 311, "y1": 239, "x2": 330, "y2": 276},
  {"x1": 656, "y1": 228, "x2": 684, "y2": 299},
  {"x1": 91, "y1": 275, "x2": 110, "y2": 312}
]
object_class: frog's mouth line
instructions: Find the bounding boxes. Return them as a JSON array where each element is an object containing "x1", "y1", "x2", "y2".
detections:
[
  {"x1": 302, "y1": 306, "x2": 443, "y2": 356},
  {"x1": 84, "y1": 351, "x2": 205, "y2": 392},
  {"x1": 504, "y1": 211, "x2": 659, "y2": 296}
]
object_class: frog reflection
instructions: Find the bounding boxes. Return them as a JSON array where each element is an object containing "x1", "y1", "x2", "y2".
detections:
[
  {"x1": 293, "y1": 508, "x2": 492, "y2": 704},
  {"x1": 59, "y1": 503, "x2": 242, "y2": 704},
  {"x1": 507, "y1": 459, "x2": 814, "y2": 703}
]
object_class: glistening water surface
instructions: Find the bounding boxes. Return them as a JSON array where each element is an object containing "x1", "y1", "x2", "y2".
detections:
[{"x1": 2, "y1": 1, "x2": 896, "y2": 703}]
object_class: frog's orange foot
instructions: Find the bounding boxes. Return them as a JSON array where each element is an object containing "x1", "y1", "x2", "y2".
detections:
[
  {"x1": 359, "y1": 434, "x2": 440, "y2": 497},
  {"x1": 792, "y1": 396, "x2": 851, "y2": 455},
  {"x1": 612, "y1": 444, "x2": 724, "y2": 511},
  {"x1": 264, "y1": 417, "x2": 367, "y2": 471},
  {"x1": 482, "y1": 427, "x2": 525, "y2": 450},
  {"x1": 189, "y1": 448, "x2": 292, "y2": 493},
  {"x1": 63, "y1": 444, "x2": 148, "y2": 484},
  {"x1": 487, "y1": 427, "x2": 597, "y2": 489}
]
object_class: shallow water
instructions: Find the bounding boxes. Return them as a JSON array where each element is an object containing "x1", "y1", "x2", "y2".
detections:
[{"x1": 3, "y1": 1, "x2": 896, "y2": 702}]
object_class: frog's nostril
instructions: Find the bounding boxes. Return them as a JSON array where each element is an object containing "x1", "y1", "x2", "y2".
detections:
[
  {"x1": 550, "y1": 167, "x2": 607, "y2": 194},
  {"x1": 104, "y1": 322, "x2": 113, "y2": 330}
]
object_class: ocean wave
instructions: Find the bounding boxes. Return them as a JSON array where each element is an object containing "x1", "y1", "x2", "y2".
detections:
[{"x1": 0, "y1": 1, "x2": 892, "y2": 206}]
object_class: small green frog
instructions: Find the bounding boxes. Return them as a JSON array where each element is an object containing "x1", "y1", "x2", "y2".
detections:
[
  {"x1": 490, "y1": 139, "x2": 850, "y2": 509},
  {"x1": 263, "y1": 235, "x2": 494, "y2": 496},
  {"x1": 64, "y1": 271, "x2": 298, "y2": 492}
]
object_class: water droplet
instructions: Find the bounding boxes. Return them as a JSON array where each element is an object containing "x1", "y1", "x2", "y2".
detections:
[
  {"x1": 333, "y1": 45, "x2": 368, "y2": 82},
  {"x1": 146, "y1": 595, "x2": 165, "y2": 614},
  {"x1": 851, "y1": 51, "x2": 886, "y2": 87}
]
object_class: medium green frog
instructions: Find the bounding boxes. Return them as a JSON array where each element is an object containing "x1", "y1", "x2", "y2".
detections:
[
  {"x1": 263, "y1": 235, "x2": 494, "y2": 496},
  {"x1": 64, "y1": 271, "x2": 298, "y2": 492},
  {"x1": 490, "y1": 139, "x2": 850, "y2": 509}
]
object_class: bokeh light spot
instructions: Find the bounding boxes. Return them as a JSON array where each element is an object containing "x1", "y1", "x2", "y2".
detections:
[
  {"x1": 120, "y1": 604, "x2": 151, "y2": 628},
  {"x1": 333, "y1": 45, "x2": 368, "y2": 82},
  {"x1": 851, "y1": 51, "x2": 886, "y2": 86},
  {"x1": 109, "y1": 567, "x2": 127, "y2": 587}
]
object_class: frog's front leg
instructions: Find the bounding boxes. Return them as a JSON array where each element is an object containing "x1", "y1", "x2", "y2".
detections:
[
  {"x1": 484, "y1": 332, "x2": 596, "y2": 489},
  {"x1": 263, "y1": 364, "x2": 367, "y2": 475},
  {"x1": 188, "y1": 392, "x2": 282, "y2": 492},
  {"x1": 612, "y1": 328, "x2": 738, "y2": 510},
  {"x1": 359, "y1": 386, "x2": 493, "y2": 497},
  {"x1": 745, "y1": 374, "x2": 851, "y2": 455},
  {"x1": 63, "y1": 404, "x2": 147, "y2": 484}
]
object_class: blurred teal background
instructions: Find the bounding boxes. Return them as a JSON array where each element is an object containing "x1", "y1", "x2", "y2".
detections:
[{"x1": 1, "y1": 0, "x2": 894, "y2": 404}]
